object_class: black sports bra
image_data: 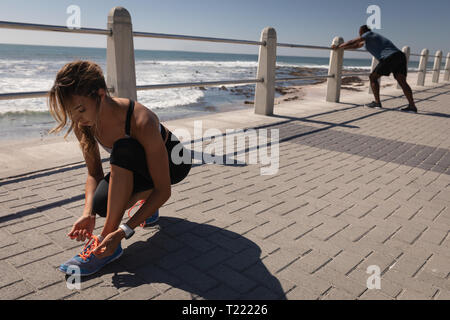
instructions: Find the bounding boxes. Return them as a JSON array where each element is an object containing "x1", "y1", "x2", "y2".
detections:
[{"x1": 96, "y1": 99, "x2": 167, "y2": 154}]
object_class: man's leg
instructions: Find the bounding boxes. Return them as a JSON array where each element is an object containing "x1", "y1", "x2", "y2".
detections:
[
  {"x1": 394, "y1": 73, "x2": 416, "y2": 108},
  {"x1": 369, "y1": 72, "x2": 382, "y2": 104}
]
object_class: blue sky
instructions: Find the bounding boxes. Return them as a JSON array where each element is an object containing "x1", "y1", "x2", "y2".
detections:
[{"x1": 0, "y1": 0, "x2": 448, "y2": 59}]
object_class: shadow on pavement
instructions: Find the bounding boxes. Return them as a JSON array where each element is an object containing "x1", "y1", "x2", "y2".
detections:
[{"x1": 75, "y1": 217, "x2": 286, "y2": 300}]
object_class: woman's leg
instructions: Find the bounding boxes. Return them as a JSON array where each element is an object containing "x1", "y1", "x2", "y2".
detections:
[
  {"x1": 93, "y1": 174, "x2": 153, "y2": 219},
  {"x1": 93, "y1": 135, "x2": 190, "y2": 237},
  {"x1": 100, "y1": 168, "x2": 157, "y2": 237},
  {"x1": 100, "y1": 164, "x2": 134, "y2": 238}
]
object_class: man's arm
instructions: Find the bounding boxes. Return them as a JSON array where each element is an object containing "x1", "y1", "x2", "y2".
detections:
[{"x1": 332, "y1": 37, "x2": 365, "y2": 50}]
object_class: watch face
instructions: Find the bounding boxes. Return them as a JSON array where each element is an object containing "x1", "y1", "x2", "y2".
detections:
[{"x1": 126, "y1": 230, "x2": 135, "y2": 239}]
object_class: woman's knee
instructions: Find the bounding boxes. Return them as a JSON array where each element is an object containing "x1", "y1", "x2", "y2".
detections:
[{"x1": 110, "y1": 138, "x2": 145, "y2": 167}]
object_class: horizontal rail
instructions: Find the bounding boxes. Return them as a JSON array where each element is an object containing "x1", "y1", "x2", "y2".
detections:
[
  {"x1": 343, "y1": 69, "x2": 423, "y2": 77},
  {"x1": 0, "y1": 21, "x2": 110, "y2": 36},
  {"x1": 341, "y1": 72, "x2": 371, "y2": 77},
  {"x1": 0, "y1": 91, "x2": 48, "y2": 101},
  {"x1": 1, "y1": 20, "x2": 431, "y2": 58},
  {"x1": 277, "y1": 43, "x2": 332, "y2": 50},
  {"x1": 277, "y1": 42, "x2": 368, "y2": 54},
  {"x1": 0, "y1": 87, "x2": 114, "y2": 101},
  {"x1": 275, "y1": 75, "x2": 334, "y2": 82},
  {"x1": 133, "y1": 31, "x2": 264, "y2": 46},
  {"x1": 136, "y1": 78, "x2": 263, "y2": 91},
  {"x1": 410, "y1": 53, "x2": 441, "y2": 58}
]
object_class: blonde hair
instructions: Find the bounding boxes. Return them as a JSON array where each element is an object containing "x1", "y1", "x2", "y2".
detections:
[{"x1": 48, "y1": 60, "x2": 108, "y2": 155}]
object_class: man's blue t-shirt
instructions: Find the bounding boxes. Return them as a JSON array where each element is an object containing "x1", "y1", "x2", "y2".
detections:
[{"x1": 361, "y1": 31, "x2": 400, "y2": 61}]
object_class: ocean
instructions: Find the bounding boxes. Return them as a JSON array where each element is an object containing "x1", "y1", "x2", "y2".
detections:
[{"x1": 0, "y1": 43, "x2": 436, "y2": 140}]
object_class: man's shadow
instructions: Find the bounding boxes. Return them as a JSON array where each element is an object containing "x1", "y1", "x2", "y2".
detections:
[{"x1": 77, "y1": 217, "x2": 286, "y2": 300}]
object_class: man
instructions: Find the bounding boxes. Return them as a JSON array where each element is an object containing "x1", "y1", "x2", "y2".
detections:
[{"x1": 332, "y1": 25, "x2": 417, "y2": 113}]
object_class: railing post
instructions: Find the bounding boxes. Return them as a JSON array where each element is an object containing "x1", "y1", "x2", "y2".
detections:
[
  {"x1": 417, "y1": 48, "x2": 429, "y2": 86},
  {"x1": 254, "y1": 27, "x2": 277, "y2": 115},
  {"x1": 444, "y1": 52, "x2": 450, "y2": 82},
  {"x1": 106, "y1": 7, "x2": 137, "y2": 100},
  {"x1": 432, "y1": 50, "x2": 443, "y2": 83},
  {"x1": 326, "y1": 36, "x2": 344, "y2": 102},
  {"x1": 368, "y1": 57, "x2": 379, "y2": 94},
  {"x1": 397, "y1": 46, "x2": 410, "y2": 89}
]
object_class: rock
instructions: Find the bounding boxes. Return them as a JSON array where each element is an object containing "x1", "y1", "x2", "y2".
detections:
[
  {"x1": 220, "y1": 86, "x2": 228, "y2": 91},
  {"x1": 341, "y1": 86, "x2": 362, "y2": 92},
  {"x1": 198, "y1": 86, "x2": 206, "y2": 91},
  {"x1": 244, "y1": 101, "x2": 254, "y2": 104},
  {"x1": 283, "y1": 96, "x2": 300, "y2": 102},
  {"x1": 341, "y1": 76, "x2": 363, "y2": 85}
]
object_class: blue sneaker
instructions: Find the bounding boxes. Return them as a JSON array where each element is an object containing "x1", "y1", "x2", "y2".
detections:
[
  {"x1": 59, "y1": 236, "x2": 123, "y2": 277},
  {"x1": 143, "y1": 209, "x2": 159, "y2": 227},
  {"x1": 128, "y1": 200, "x2": 159, "y2": 227}
]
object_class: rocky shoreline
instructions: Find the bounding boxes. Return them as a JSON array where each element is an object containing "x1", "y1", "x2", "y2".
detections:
[{"x1": 224, "y1": 66, "x2": 372, "y2": 105}]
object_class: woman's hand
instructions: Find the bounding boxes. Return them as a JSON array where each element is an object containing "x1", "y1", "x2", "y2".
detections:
[
  {"x1": 68, "y1": 215, "x2": 96, "y2": 242},
  {"x1": 93, "y1": 229, "x2": 125, "y2": 259}
]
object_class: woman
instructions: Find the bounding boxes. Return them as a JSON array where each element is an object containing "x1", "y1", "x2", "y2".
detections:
[{"x1": 48, "y1": 60, "x2": 192, "y2": 276}]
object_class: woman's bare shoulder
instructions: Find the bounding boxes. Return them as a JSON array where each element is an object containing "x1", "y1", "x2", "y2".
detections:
[{"x1": 132, "y1": 101, "x2": 160, "y2": 132}]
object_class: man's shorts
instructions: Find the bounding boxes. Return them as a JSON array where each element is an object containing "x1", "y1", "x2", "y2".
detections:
[{"x1": 373, "y1": 51, "x2": 407, "y2": 76}]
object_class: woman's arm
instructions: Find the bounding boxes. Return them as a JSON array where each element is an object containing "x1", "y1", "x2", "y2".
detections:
[
  {"x1": 67, "y1": 127, "x2": 104, "y2": 241},
  {"x1": 74, "y1": 127, "x2": 104, "y2": 217}
]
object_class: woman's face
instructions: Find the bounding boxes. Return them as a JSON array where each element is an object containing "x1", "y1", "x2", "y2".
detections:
[
  {"x1": 68, "y1": 89, "x2": 106, "y2": 127},
  {"x1": 68, "y1": 95, "x2": 98, "y2": 127}
]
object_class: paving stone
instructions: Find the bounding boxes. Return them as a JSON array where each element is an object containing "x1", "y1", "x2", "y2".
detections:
[
  {"x1": 111, "y1": 283, "x2": 161, "y2": 300},
  {"x1": 285, "y1": 285, "x2": 318, "y2": 300},
  {"x1": 0, "y1": 280, "x2": 36, "y2": 300},
  {"x1": 171, "y1": 264, "x2": 219, "y2": 293},
  {"x1": 208, "y1": 264, "x2": 257, "y2": 294}
]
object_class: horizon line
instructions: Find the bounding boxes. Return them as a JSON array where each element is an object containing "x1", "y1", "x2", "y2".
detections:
[{"x1": 0, "y1": 42, "x2": 380, "y2": 61}]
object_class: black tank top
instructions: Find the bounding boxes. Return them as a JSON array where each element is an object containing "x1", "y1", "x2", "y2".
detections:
[{"x1": 96, "y1": 99, "x2": 167, "y2": 154}]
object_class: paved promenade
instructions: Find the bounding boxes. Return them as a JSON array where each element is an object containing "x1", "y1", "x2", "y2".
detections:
[{"x1": 1, "y1": 77, "x2": 449, "y2": 300}]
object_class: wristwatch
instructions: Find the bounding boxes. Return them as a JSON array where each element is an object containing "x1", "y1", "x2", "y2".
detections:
[{"x1": 119, "y1": 223, "x2": 135, "y2": 240}]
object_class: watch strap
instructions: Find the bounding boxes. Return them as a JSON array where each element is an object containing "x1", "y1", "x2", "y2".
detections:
[{"x1": 119, "y1": 224, "x2": 135, "y2": 239}]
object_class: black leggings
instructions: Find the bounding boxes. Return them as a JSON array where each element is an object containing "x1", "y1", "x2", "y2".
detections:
[{"x1": 92, "y1": 131, "x2": 192, "y2": 218}]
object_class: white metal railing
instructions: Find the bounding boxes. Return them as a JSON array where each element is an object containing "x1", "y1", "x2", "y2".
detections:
[
  {"x1": 0, "y1": 21, "x2": 110, "y2": 36},
  {"x1": 0, "y1": 6, "x2": 449, "y2": 115},
  {"x1": 133, "y1": 30, "x2": 264, "y2": 46},
  {"x1": 136, "y1": 79, "x2": 263, "y2": 91}
]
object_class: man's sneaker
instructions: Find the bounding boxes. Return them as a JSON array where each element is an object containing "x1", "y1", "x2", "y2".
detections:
[
  {"x1": 400, "y1": 105, "x2": 417, "y2": 113},
  {"x1": 365, "y1": 101, "x2": 382, "y2": 108},
  {"x1": 128, "y1": 200, "x2": 160, "y2": 228},
  {"x1": 59, "y1": 235, "x2": 123, "y2": 277}
]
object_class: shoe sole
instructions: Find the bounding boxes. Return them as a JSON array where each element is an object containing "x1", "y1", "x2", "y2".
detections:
[
  {"x1": 143, "y1": 216, "x2": 160, "y2": 228},
  {"x1": 59, "y1": 250, "x2": 123, "y2": 277},
  {"x1": 365, "y1": 105, "x2": 382, "y2": 109}
]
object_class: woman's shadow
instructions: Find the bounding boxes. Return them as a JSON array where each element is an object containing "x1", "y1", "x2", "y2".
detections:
[{"x1": 76, "y1": 217, "x2": 286, "y2": 300}]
